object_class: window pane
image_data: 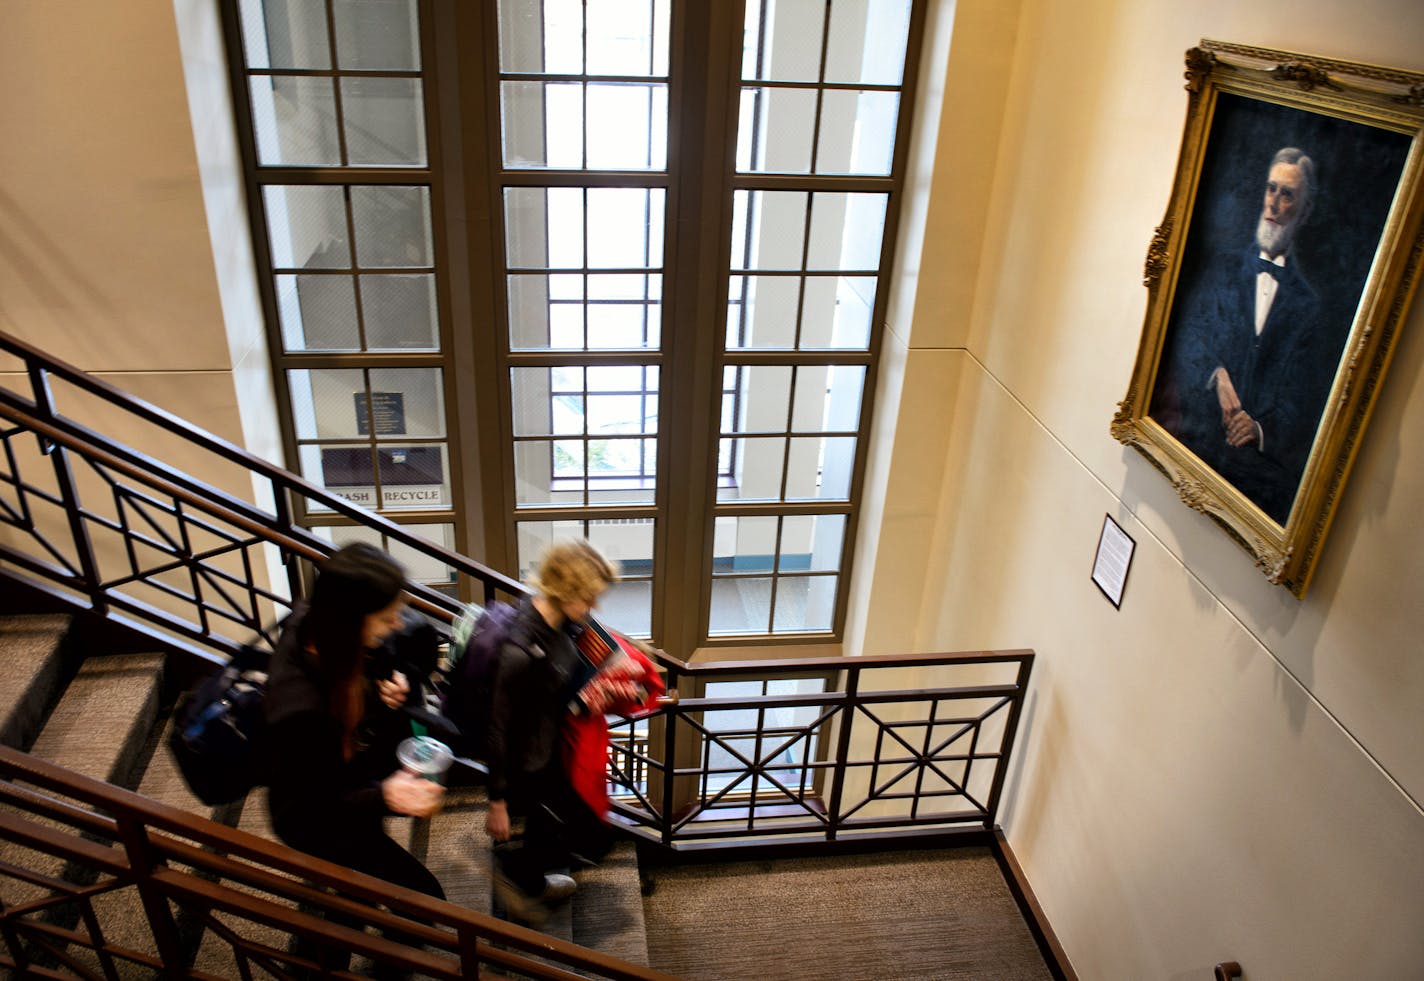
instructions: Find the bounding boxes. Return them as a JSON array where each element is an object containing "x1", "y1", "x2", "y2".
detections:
[
  {"x1": 264, "y1": 186, "x2": 350, "y2": 269},
  {"x1": 587, "y1": 517, "x2": 655, "y2": 633},
  {"x1": 516, "y1": 519, "x2": 590, "y2": 580},
  {"x1": 239, "y1": 0, "x2": 330, "y2": 70},
  {"x1": 791, "y1": 365, "x2": 865, "y2": 432},
  {"x1": 731, "y1": 190, "x2": 807, "y2": 271},
  {"x1": 772, "y1": 575, "x2": 836, "y2": 632},
  {"x1": 742, "y1": 0, "x2": 824, "y2": 82},
  {"x1": 587, "y1": 394, "x2": 652, "y2": 434},
  {"x1": 599, "y1": 579, "x2": 651, "y2": 637},
  {"x1": 277, "y1": 274, "x2": 359, "y2": 351},
  {"x1": 736, "y1": 87, "x2": 816, "y2": 174},
  {"x1": 586, "y1": 0, "x2": 669, "y2": 76},
  {"x1": 816, "y1": 89, "x2": 898, "y2": 176},
  {"x1": 507, "y1": 273, "x2": 556, "y2": 348},
  {"x1": 341, "y1": 77, "x2": 427, "y2": 167},
  {"x1": 719, "y1": 437, "x2": 786, "y2": 502},
  {"x1": 587, "y1": 364, "x2": 654, "y2": 391},
  {"x1": 250, "y1": 76, "x2": 339, "y2": 166},
  {"x1": 288, "y1": 368, "x2": 364, "y2": 439},
  {"x1": 800, "y1": 275, "x2": 874, "y2": 349},
  {"x1": 589, "y1": 438, "x2": 653, "y2": 478},
  {"x1": 351, "y1": 186, "x2": 432, "y2": 267},
  {"x1": 505, "y1": 187, "x2": 584, "y2": 268},
  {"x1": 378, "y1": 444, "x2": 449, "y2": 510},
  {"x1": 727, "y1": 275, "x2": 798, "y2": 349},
  {"x1": 713, "y1": 515, "x2": 778, "y2": 575},
  {"x1": 499, "y1": 0, "x2": 583, "y2": 74},
  {"x1": 779, "y1": 514, "x2": 845, "y2": 572},
  {"x1": 709, "y1": 577, "x2": 772, "y2": 635},
  {"x1": 589, "y1": 273, "x2": 661, "y2": 301},
  {"x1": 333, "y1": 0, "x2": 420, "y2": 70},
  {"x1": 588, "y1": 517, "x2": 655, "y2": 572},
  {"x1": 366, "y1": 368, "x2": 446, "y2": 438},
  {"x1": 501, "y1": 81, "x2": 583, "y2": 169},
  {"x1": 588, "y1": 302, "x2": 658, "y2": 348},
  {"x1": 807, "y1": 192, "x2": 887, "y2": 271},
  {"x1": 786, "y1": 436, "x2": 855, "y2": 500},
  {"x1": 586, "y1": 84, "x2": 667, "y2": 170},
  {"x1": 723, "y1": 366, "x2": 792, "y2": 433},
  {"x1": 301, "y1": 444, "x2": 373, "y2": 512},
  {"x1": 312, "y1": 523, "x2": 457, "y2": 590},
  {"x1": 512, "y1": 367, "x2": 580, "y2": 437},
  {"x1": 515, "y1": 440, "x2": 578, "y2": 506},
  {"x1": 587, "y1": 189, "x2": 664, "y2": 268},
  {"x1": 515, "y1": 441, "x2": 655, "y2": 507},
  {"x1": 387, "y1": 523, "x2": 457, "y2": 589},
  {"x1": 360, "y1": 274, "x2": 438, "y2": 350},
  {"x1": 824, "y1": 0, "x2": 911, "y2": 85}
]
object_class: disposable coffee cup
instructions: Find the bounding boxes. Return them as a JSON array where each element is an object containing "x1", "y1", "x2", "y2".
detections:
[{"x1": 396, "y1": 736, "x2": 454, "y2": 784}]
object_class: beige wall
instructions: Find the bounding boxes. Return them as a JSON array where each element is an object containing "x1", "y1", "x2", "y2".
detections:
[
  {"x1": 852, "y1": 0, "x2": 1424, "y2": 977},
  {"x1": 0, "y1": 0, "x2": 284, "y2": 611},
  {"x1": 4, "y1": 0, "x2": 1422, "y2": 977}
]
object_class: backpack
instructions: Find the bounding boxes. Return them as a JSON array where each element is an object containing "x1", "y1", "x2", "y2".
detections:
[
  {"x1": 169, "y1": 609, "x2": 440, "y2": 806},
  {"x1": 440, "y1": 600, "x2": 521, "y2": 759},
  {"x1": 168, "y1": 641, "x2": 271, "y2": 806}
]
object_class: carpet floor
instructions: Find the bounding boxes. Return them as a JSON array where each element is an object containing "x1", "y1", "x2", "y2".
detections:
[{"x1": 640, "y1": 846, "x2": 1051, "y2": 981}]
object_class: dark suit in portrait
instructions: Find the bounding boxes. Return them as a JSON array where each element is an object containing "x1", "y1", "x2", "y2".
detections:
[
  {"x1": 1156, "y1": 246, "x2": 1327, "y2": 524},
  {"x1": 1152, "y1": 146, "x2": 1335, "y2": 525}
]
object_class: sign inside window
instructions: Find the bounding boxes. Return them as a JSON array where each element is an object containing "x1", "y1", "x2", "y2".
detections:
[{"x1": 355, "y1": 391, "x2": 406, "y2": 436}]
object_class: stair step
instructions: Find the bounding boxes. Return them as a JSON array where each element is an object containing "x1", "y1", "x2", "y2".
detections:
[
  {"x1": 0, "y1": 651, "x2": 165, "y2": 973},
  {"x1": 27, "y1": 652, "x2": 164, "y2": 790},
  {"x1": 190, "y1": 787, "x2": 303, "y2": 977},
  {"x1": 420, "y1": 784, "x2": 494, "y2": 915},
  {"x1": 573, "y1": 840, "x2": 651, "y2": 967},
  {"x1": 0, "y1": 613, "x2": 75, "y2": 751}
]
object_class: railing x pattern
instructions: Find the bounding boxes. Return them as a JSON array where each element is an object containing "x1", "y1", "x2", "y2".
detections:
[
  {"x1": 0, "y1": 330, "x2": 522, "y2": 665},
  {"x1": 0, "y1": 329, "x2": 1037, "y2": 973},
  {"x1": 605, "y1": 650, "x2": 1033, "y2": 848}
]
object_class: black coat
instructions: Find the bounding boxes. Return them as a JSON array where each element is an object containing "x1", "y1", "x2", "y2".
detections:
[
  {"x1": 263, "y1": 609, "x2": 409, "y2": 851},
  {"x1": 484, "y1": 597, "x2": 593, "y2": 805}
]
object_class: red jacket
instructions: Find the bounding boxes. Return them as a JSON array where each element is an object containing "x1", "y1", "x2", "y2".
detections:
[{"x1": 564, "y1": 626, "x2": 665, "y2": 817}]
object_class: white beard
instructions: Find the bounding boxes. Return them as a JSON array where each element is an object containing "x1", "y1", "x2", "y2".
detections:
[{"x1": 1256, "y1": 215, "x2": 1296, "y2": 257}]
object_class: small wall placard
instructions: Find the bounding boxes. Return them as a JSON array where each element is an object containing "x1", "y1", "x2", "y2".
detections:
[{"x1": 1092, "y1": 514, "x2": 1136, "y2": 609}]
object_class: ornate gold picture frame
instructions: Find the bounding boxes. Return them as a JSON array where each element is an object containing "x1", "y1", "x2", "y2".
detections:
[{"x1": 1114, "y1": 40, "x2": 1424, "y2": 597}]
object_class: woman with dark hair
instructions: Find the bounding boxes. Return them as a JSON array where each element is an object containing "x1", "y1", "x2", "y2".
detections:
[{"x1": 264, "y1": 542, "x2": 445, "y2": 971}]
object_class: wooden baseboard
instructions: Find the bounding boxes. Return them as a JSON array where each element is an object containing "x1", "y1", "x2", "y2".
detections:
[{"x1": 992, "y1": 828, "x2": 1077, "y2": 981}]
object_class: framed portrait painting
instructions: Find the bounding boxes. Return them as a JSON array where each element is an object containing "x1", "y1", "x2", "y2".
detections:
[{"x1": 1113, "y1": 40, "x2": 1424, "y2": 596}]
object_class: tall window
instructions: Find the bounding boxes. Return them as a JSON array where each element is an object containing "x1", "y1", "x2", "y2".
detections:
[
  {"x1": 497, "y1": 0, "x2": 669, "y2": 637},
  {"x1": 708, "y1": 0, "x2": 913, "y2": 637},
  {"x1": 226, "y1": 0, "x2": 923, "y2": 648},
  {"x1": 226, "y1": 0, "x2": 463, "y2": 590}
]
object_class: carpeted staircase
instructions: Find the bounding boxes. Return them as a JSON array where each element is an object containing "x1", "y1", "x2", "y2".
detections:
[
  {"x1": 0, "y1": 609, "x2": 653, "y2": 977},
  {"x1": 1, "y1": 604, "x2": 1056, "y2": 980}
]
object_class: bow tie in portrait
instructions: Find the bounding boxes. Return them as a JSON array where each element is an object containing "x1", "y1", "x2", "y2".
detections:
[{"x1": 1255, "y1": 256, "x2": 1284, "y2": 279}]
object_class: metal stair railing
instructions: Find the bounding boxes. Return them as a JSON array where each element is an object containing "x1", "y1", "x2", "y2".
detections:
[
  {"x1": 0, "y1": 329, "x2": 524, "y2": 665},
  {"x1": 0, "y1": 744, "x2": 678, "y2": 980},
  {"x1": 1, "y1": 326, "x2": 1036, "y2": 850},
  {"x1": 607, "y1": 648, "x2": 1034, "y2": 850}
]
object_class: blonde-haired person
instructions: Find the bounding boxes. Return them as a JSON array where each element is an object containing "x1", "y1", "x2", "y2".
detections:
[{"x1": 484, "y1": 540, "x2": 619, "y2": 927}]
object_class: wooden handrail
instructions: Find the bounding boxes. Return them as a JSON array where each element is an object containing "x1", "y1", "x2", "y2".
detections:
[
  {"x1": 1, "y1": 328, "x2": 1038, "y2": 855},
  {"x1": 0, "y1": 745, "x2": 678, "y2": 980},
  {"x1": 0, "y1": 328, "x2": 525, "y2": 600}
]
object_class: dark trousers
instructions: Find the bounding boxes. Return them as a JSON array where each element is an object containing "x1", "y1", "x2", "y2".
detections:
[
  {"x1": 497, "y1": 770, "x2": 613, "y2": 896},
  {"x1": 284, "y1": 823, "x2": 445, "y2": 977}
]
